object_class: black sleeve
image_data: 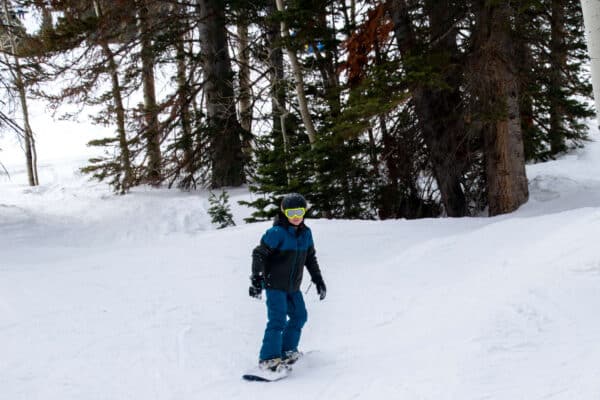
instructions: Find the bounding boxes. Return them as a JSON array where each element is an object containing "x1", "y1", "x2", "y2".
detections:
[
  {"x1": 251, "y1": 240, "x2": 274, "y2": 277},
  {"x1": 305, "y1": 245, "x2": 324, "y2": 284}
]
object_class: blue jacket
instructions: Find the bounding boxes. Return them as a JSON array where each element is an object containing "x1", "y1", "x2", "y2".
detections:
[{"x1": 252, "y1": 213, "x2": 324, "y2": 292}]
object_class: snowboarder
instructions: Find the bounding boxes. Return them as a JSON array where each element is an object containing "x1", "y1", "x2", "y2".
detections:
[{"x1": 249, "y1": 193, "x2": 327, "y2": 374}]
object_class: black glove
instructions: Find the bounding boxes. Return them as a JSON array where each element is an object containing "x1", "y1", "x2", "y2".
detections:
[
  {"x1": 314, "y1": 279, "x2": 327, "y2": 301},
  {"x1": 249, "y1": 274, "x2": 264, "y2": 299}
]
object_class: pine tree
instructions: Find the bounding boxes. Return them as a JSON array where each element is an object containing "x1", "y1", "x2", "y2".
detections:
[
  {"x1": 515, "y1": 0, "x2": 594, "y2": 161},
  {"x1": 208, "y1": 190, "x2": 236, "y2": 229},
  {"x1": 247, "y1": 0, "x2": 380, "y2": 219},
  {"x1": 33, "y1": 0, "x2": 145, "y2": 192},
  {"x1": 8, "y1": 0, "x2": 594, "y2": 220},
  {"x1": 239, "y1": 0, "x2": 297, "y2": 222},
  {"x1": 547, "y1": 0, "x2": 594, "y2": 156}
]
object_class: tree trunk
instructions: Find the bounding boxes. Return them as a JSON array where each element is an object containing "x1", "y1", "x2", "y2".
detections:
[
  {"x1": 514, "y1": 5, "x2": 536, "y2": 161},
  {"x1": 312, "y1": 6, "x2": 341, "y2": 118},
  {"x1": 104, "y1": 43, "x2": 133, "y2": 192},
  {"x1": 549, "y1": 0, "x2": 567, "y2": 154},
  {"x1": 469, "y1": 1, "x2": 529, "y2": 216},
  {"x1": 237, "y1": 18, "x2": 253, "y2": 168},
  {"x1": 237, "y1": 20, "x2": 252, "y2": 135},
  {"x1": 16, "y1": 68, "x2": 38, "y2": 187},
  {"x1": 93, "y1": 0, "x2": 133, "y2": 193},
  {"x1": 174, "y1": 6, "x2": 194, "y2": 180},
  {"x1": 388, "y1": 0, "x2": 467, "y2": 216},
  {"x1": 581, "y1": 0, "x2": 600, "y2": 123},
  {"x1": 265, "y1": 0, "x2": 290, "y2": 183},
  {"x1": 198, "y1": 0, "x2": 245, "y2": 188},
  {"x1": 275, "y1": 0, "x2": 318, "y2": 146},
  {"x1": 137, "y1": 0, "x2": 162, "y2": 185},
  {"x1": 2, "y1": 0, "x2": 38, "y2": 186},
  {"x1": 372, "y1": 33, "x2": 400, "y2": 219}
]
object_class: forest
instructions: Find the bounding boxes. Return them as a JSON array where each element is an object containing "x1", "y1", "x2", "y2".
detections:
[{"x1": 0, "y1": 0, "x2": 595, "y2": 220}]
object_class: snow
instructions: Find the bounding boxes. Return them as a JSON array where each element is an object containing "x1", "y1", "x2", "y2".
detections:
[{"x1": 2, "y1": 121, "x2": 600, "y2": 399}]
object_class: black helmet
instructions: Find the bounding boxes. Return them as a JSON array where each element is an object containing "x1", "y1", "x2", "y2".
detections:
[{"x1": 281, "y1": 193, "x2": 307, "y2": 209}]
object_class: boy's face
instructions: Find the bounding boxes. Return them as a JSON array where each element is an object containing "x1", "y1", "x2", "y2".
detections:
[{"x1": 287, "y1": 215, "x2": 304, "y2": 226}]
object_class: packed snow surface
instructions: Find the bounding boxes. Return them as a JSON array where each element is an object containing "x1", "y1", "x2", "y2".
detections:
[{"x1": 2, "y1": 124, "x2": 600, "y2": 399}]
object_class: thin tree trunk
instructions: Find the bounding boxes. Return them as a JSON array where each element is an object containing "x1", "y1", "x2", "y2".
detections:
[
  {"x1": 137, "y1": 0, "x2": 162, "y2": 185},
  {"x1": 93, "y1": 0, "x2": 133, "y2": 193},
  {"x1": 177, "y1": 42, "x2": 193, "y2": 171},
  {"x1": 265, "y1": 0, "x2": 290, "y2": 184},
  {"x1": 275, "y1": 0, "x2": 318, "y2": 146},
  {"x1": 2, "y1": 0, "x2": 38, "y2": 186},
  {"x1": 549, "y1": 0, "x2": 567, "y2": 153},
  {"x1": 237, "y1": 18, "x2": 253, "y2": 168},
  {"x1": 105, "y1": 43, "x2": 133, "y2": 192},
  {"x1": 372, "y1": 35, "x2": 399, "y2": 219},
  {"x1": 469, "y1": 1, "x2": 529, "y2": 216},
  {"x1": 367, "y1": 125, "x2": 379, "y2": 173},
  {"x1": 237, "y1": 20, "x2": 252, "y2": 135},
  {"x1": 312, "y1": 6, "x2": 341, "y2": 117},
  {"x1": 378, "y1": 116, "x2": 400, "y2": 220},
  {"x1": 17, "y1": 72, "x2": 38, "y2": 186},
  {"x1": 514, "y1": 5, "x2": 536, "y2": 160},
  {"x1": 174, "y1": 7, "x2": 193, "y2": 178}
]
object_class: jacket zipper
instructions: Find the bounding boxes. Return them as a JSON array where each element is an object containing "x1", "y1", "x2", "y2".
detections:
[{"x1": 289, "y1": 227, "x2": 298, "y2": 292}]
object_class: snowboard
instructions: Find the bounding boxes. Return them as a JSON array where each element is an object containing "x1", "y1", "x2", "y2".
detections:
[
  {"x1": 242, "y1": 366, "x2": 289, "y2": 382},
  {"x1": 242, "y1": 351, "x2": 315, "y2": 382}
]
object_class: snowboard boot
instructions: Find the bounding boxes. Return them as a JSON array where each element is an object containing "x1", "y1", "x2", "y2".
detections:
[
  {"x1": 282, "y1": 350, "x2": 302, "y2": 366},
  {"x1": 258, "y1": 357, "x2": 285, "y2": 373}
]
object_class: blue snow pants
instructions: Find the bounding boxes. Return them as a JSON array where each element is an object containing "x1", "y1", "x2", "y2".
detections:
[{"x1": 259, "y1": 289, "x2": 308, "y2": 361}]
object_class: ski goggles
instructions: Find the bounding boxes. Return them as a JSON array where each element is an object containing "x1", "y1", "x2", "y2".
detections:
[{"x1": 283, "y1": 207, "x2": 306, "y2": 218}]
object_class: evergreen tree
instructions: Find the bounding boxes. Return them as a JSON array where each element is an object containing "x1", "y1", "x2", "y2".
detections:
[
  {"x1": 245, "y1": 0, "x2": 381, "y2": 220},
  {"x1": 515, "y1": 0, "x2": 594, "y2": 161},
  {"x1": 208, "y1": 190, "x2": 236, "y2": 229},
  {"x1": 31, "y1": 0, "x2": 249, "y2": 192},
  {"x1": 547, "y1": 0, "x2": 594, "y2": 156},
  {"x1": 32, "y1": 0, "x2": 150, "y2": 192},
  {"x1": 7, "y1": 0, "x2": 594, "y2": 220}
]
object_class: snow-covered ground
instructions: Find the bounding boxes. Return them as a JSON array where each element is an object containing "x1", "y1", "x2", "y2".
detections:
[{"x1": 2, "y1": 122, "x2": 600, "y2": 399}]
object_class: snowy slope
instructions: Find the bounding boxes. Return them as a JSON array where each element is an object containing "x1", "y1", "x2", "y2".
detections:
[{"x1": 2, "y1": 126, "x2": 600, "y2": 399}]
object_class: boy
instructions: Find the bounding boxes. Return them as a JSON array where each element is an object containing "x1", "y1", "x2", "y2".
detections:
[{"x1": 249, "y1": 193, "x2": 327, "y2": 372}]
